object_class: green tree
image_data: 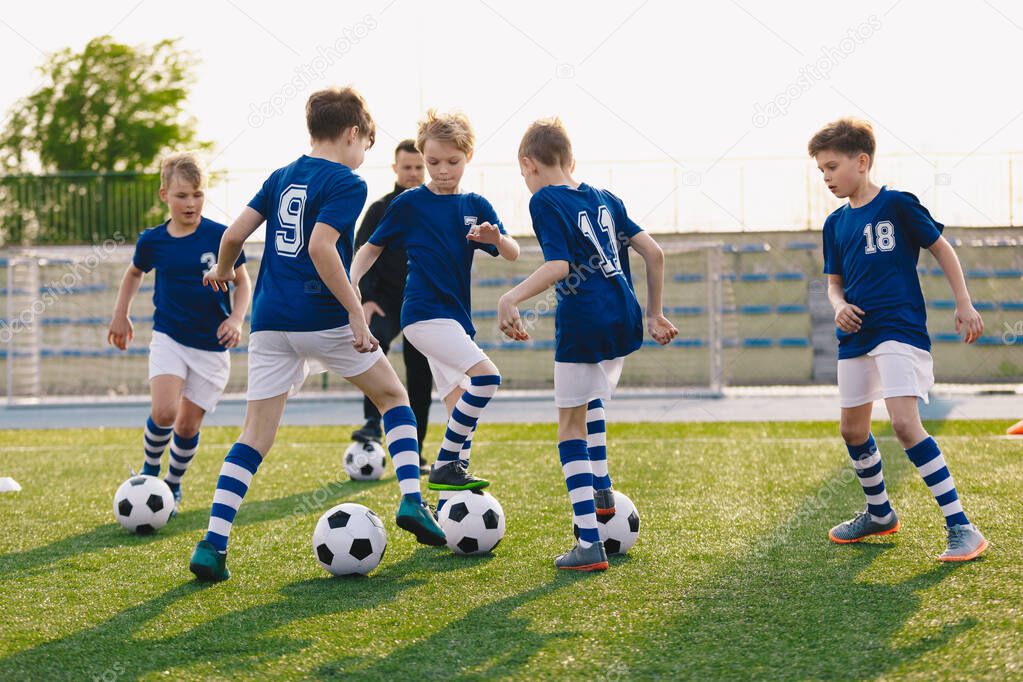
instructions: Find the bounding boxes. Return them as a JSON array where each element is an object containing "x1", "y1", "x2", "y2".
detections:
[{"x1": 0, "y1": 35, "x2": 209, "y2": 172}]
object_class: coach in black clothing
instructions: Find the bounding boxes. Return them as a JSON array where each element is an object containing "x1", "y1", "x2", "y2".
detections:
[{"x1": 351, "y1": 139, "x2": 433, "y2": 463}]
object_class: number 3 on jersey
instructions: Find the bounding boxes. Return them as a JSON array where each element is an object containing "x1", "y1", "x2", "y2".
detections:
[
  {"x1": 276, "y1": 184, "x2": 307, "y2": 257},
  {"x1": 578, "y1": 205, "x2": 622, "y2": 277}
]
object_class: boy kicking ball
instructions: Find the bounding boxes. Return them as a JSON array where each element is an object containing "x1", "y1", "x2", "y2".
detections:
[
  {"x1": 108, "y1": 152, "x2": 251, "y2": 517},
  {"x1": 809, "y1": 118, "x2": 988, "y2": 561},
  {"x1": 499, "y1": 118, "x2": 677, "y2": 570}
]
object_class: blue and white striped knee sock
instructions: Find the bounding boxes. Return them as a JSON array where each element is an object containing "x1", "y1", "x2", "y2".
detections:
[
  {"x1": 905, "y1": 437, "x2": 970, "y2": 528},
  {"x1": 164, "y1": 431, "x2": 199, "y2": 492},
  {"x1": 586, "y1": 400, "x2": 612, "y2": 491},
  {"x1": 847, "y1": 434, "x2": 892, "y2": 523},
  {"x1": 435, "y1": 375, "x2": 501, "y2": 465},
  {"x1": 560, "y1": 439, "x2": 599, "y2": 548},
  {"x1": 383, "y1": 405, "x2": 423, "y2": 504},
  {"x1": 438, "y1": 425, "x2": 476, "y2": 512},
  {"x1": 204, "y1": 443, "x2": 263, "y2": 553},
  {"x1": 142, "y1": 417, "x2": 173, "y2": 476}
]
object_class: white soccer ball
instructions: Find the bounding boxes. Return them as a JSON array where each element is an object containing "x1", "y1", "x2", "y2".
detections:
[
  {"x1": 312, "y1": 502, "x2": 388, "y2": 576},
  {"x1": 343, "y1": 440, "x2": 388, "y2": 481},
  {"x1": 438, "y1": 490, "x2": 506, "y2": 555},
  {"x1": 574, "y1": 490, "x2": 641, "y2": 555},
  {"x1": 112, "y1": 475, "x2": 174, "y2": 534}
]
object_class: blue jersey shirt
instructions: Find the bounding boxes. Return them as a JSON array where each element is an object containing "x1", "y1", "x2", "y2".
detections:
[
  {"x1": 247, "y1": 156, "x2": 368, "y2": 332},
  {"x1": 822, "y1": 186, "x2": 943, "y2": 359},
  {"x1": 530, "y1": 183, "x2": 644, "y2": 363},
  {"x1": 368, "y1": 185, "x2": 505, "y2": 338},
  {"x1": 132, "y1": 217, "x2": 246, "y2": 352}
]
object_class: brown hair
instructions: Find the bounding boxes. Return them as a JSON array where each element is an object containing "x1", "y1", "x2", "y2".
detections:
[
  {"x1": 160, "y1": 151, "x2": 205, "y2": 189},
  {"x1": 305, "y1": 86, "x2": 375, "y2": 146},
  {"x1": 519, "y1": 117, "x2": 573, "y2": 168},
  {"x1": 395, "y1": 138, "x2": 418, "y2": 159},
  {"x1": 807, "y1": 117, "x2": 876, "y2": 168},
  {"x1": 416, "y1": 109, "x2": 474, "y2": 155}
]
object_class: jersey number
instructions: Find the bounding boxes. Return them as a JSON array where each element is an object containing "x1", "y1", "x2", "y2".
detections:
[
  {"x1": 276, "y1": 184, "x2": 308, "y2": 257},
  {"x1": 578, "y1": 205, "x2": 622, "y2": 277},
  {"x1": 863, "y1": 221, "x2": 895, "y2": 254},
  {"x1": 200, "y1": 252, "x2": 217, "y2": 275}
]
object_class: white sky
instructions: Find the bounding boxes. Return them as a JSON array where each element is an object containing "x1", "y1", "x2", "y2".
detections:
[{"x1": 2, "y1": 0, "x2": 1022, "y2": 231}]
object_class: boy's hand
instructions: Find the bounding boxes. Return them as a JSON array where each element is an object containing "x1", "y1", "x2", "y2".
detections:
[
  {"x1": 834, "y1": 302, "x2": 864, "y2": 333},
  {"x1": 350, "y1": 317, "x2": 380, "y2": 353},
  {"x1": 955, "y1": 303, "x2": 984, "y2": 343},
  {"x1": 217, "y1": 317, "x2": 243, "y2": 349},
  {"x1": 466, "y1": 222, "x2": 503, "y2": 246},
  {"x1": 107, "y1": 316, "x2": 134, "y2": 351},
  {"x1": 362, "y1": 300, "x2": 385, "y2": 324},
  {"x1": 203, "y1": 267, "x2": 235, "y2": 293},
  {"x1": 648, "y1": 314, "x2": 678, "y2": 345},
  {"x1": 498, "y1": 295, "x2": 529, "y2": 341}
]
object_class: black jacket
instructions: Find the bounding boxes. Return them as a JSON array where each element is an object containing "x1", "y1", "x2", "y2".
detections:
[{"x1": 354, "y1": 183, "x2": 409, "y2": 313}]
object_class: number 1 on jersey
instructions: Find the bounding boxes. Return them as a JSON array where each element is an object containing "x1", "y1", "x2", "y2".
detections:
[{"x1": 578, "y1": 205, "x2": 622, "y2": 277}]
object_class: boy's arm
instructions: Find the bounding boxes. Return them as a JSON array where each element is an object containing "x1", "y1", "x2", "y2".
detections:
[
  {"x1": 928, "y1": 236, "x2": 984, "y2": 343},
  {"x1": 108, "y1": 263, "x2": 144, "y2": 351},
  {"x1": 627, "y1": 232, "x2": 678, "y2": 345},
  {"x1": 827, "y1": 274, "x2": 864, "y2": 333},
  {"x1": 497, "y1": 260, "x2": 570, "y2": 340},
  {"x1": 467, "y1": 223, "x2": 519, "y2": 261},
  {"x1": 308, "y1": 223, "x2": 379, "y2": 352},
  {"x1": 349, "y1": 243, "x2": 383, "y2": 291},
  {"x1": 216, "y1": 263, "x2": 252, "y2": 349},
  {"x1": 205, "y1": 207, "x2": 264, "y2": 292}
]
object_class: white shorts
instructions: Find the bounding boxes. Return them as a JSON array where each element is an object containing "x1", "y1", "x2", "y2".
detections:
[
  {"x1": 837, "y1": 340, "x2": 935, "y2": 408},
  {"x1": 148, "y1": 331, "x2": 230, "y2": 413},
  {"x1": 246, "y1": 326, "x2": 384, "y2": 401},
  {"x1": 402, "y1": 318, "x2": 488, "y2": 398},
  {"x1": 554, "y1": 357, "x2": 626, "y2": 408}
]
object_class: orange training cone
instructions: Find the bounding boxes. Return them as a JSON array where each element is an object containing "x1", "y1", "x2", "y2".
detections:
[{"x1": 1008, "y1": 419, "x2": 1023, "y2": 436}]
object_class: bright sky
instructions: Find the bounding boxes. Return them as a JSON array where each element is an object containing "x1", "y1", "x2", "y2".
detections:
[{"x1": 2, "y1": 0, "x2": 1022, "y2": 231}]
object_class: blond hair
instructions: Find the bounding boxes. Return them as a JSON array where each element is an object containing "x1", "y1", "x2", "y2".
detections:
[
  {"x1": 519, "y1": 117, "x2": 573, "y2": 168},
  {"x1": 416, "y1": 109, "x2": 475, "y2": 155},
  {"x1": 160, "y1": 151, "x2": 205, "y2": 189},
  {"x1": 807, "y1": 118, "x2": 876, "y2": 168}
]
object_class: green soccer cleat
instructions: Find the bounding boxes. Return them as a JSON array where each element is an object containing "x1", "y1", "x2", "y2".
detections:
[
  {"x1": 828, "y1": 509, "x2": 900, "y2": 544},
  {"x1": 555, "y1": 541, "x2": 609, "y2": 571},
  {"x1": 189, "y1": 540, "x2": 230, "y2": 582},
  {"x1": 427, "y1": 460, "x2": 490, "y2": 491},
  {"x1": 938, "y1": 524, "x2": 989, "y2": 562},
  {"x1": 395, "y1": 497, "x2": 446, "y2": 546}
]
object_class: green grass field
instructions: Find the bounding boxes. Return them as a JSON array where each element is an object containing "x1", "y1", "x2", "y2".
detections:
[{"x1": 1, "y1": 420, "x2": 1020, "y2": 680}]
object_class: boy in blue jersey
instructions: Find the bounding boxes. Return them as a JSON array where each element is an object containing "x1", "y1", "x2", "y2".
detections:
[
  {"x1": 351, "y1": 110, "x2": 520, "y2": 513},
  {"x1": 108, "y1": 152, "x2": 251, "y2": 516},
  {"x1": 809, "y1": 118, "x2": 987, "y2": 561},
  {"x1": 188, "y1": 87, "x2": 445, "y2": 582},
  {"x1": 499, "y1": 118, "x2": 678, "y2": 571}
]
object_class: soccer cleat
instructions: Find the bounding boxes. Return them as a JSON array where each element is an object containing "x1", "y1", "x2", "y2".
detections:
[
  {"x1": 555, "y1": 541, "x2": 609, "y2": 571},
  {"x1": 395, "y1": 497, "x2": 446, "y2": 546},
  {"x1": 351, "y1": 421, "x2": 383, "y2": 444},
  {"x1": 828, "y1": 509, "x2": 900, "y2": 544},
  {"x1": 938, "y1": 524, "x2": 988, "y2": 562},
  {"x1": 167, "y1": 483, "x2": 182, "y2": 518},
  {"x1": 594, "y1": 488, "x2": 616, "y2": 517},
  {"x1": 428, "y1": 460, "x2": 490, "y2": 491},
  {"x1": 189, "y1": 540, "x2": 230, "y2": 582}
]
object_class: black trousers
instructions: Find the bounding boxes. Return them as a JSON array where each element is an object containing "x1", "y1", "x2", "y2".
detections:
[{"x1": 363, "y1": 309, "x2": 433, "y2": 448}]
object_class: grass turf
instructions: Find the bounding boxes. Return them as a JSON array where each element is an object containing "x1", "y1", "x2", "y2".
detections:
[{"x1": 0, "y1": 420, "x2": 1020, "y2": 680}]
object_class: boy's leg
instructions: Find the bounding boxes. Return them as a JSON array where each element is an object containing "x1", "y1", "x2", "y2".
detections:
[
  {"x1": 554, "y1": 404, "x2": 608, "y2": 571},
  {"x1": 163, "y1": 397, "x2": 205, "y2": 515},
  {"x1": 403, "y1": 336, "x2": 433, "y2": 467},
  {"x1": 142, "y1": 375, "x2": 183, "y2": 476},
  {"x1": 886, "y1": 396, "x2": 987, "y2": 561},
  {"x1": 586, "y1": 399, "x2": 614, "y2": 515},
  {"x1": 353, "y1": 314, "x2": 399, "y2": 443}
]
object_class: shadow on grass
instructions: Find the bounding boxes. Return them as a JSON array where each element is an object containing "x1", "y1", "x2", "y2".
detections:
[{"x1": 0, "y1": 478, "x2": 388, "y2": 581}]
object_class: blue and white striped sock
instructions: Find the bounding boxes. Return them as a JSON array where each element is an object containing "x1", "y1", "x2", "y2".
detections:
[
  {"x1": 437, "y1": 425, "x2": 476, "y2": 513},
  {"x1": 560, "y1": 439, "x2": 599, "y2": 548},
  {"x1": 164, "y1": 431, "x2": 199, "y2": 492},
  {"x1": 847, "y1": 434, "x2": 892, "y2": 523},
  {"x1": 905, "y1": 437, "x2": 970, "y2": 528},
  {"x1": 586, "y1": 399, "x2": 612, "y2": 491},
  {"x1": 142, "y1": 417, "x2": 173, "y2": 476},
  {"x1": 204, "y1": 443, "x2": 263, "y2": 553},
  {"x1": 435, "y1": 375, "x2": 501, "y2": 465},
  {"x1": 383, "y1": 405, "x2": 423, "y2": 504}
]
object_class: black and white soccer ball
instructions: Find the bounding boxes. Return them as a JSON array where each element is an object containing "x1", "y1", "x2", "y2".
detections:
[
  {"x1": 112, "y1": 475, "x2": 174, "y2": 534},
  {"x1": 343, "y1": 441, "x2": 387, "y2": 481},
  {"x1": 573, "y1": 490, "x2": 640, "y2": 555},
  {"x1": 312, "y1": 502, "x2": 387, "y2": 576},
  {"x1": 437, "y1": 490, "x2": 506, "y2": 555}
]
